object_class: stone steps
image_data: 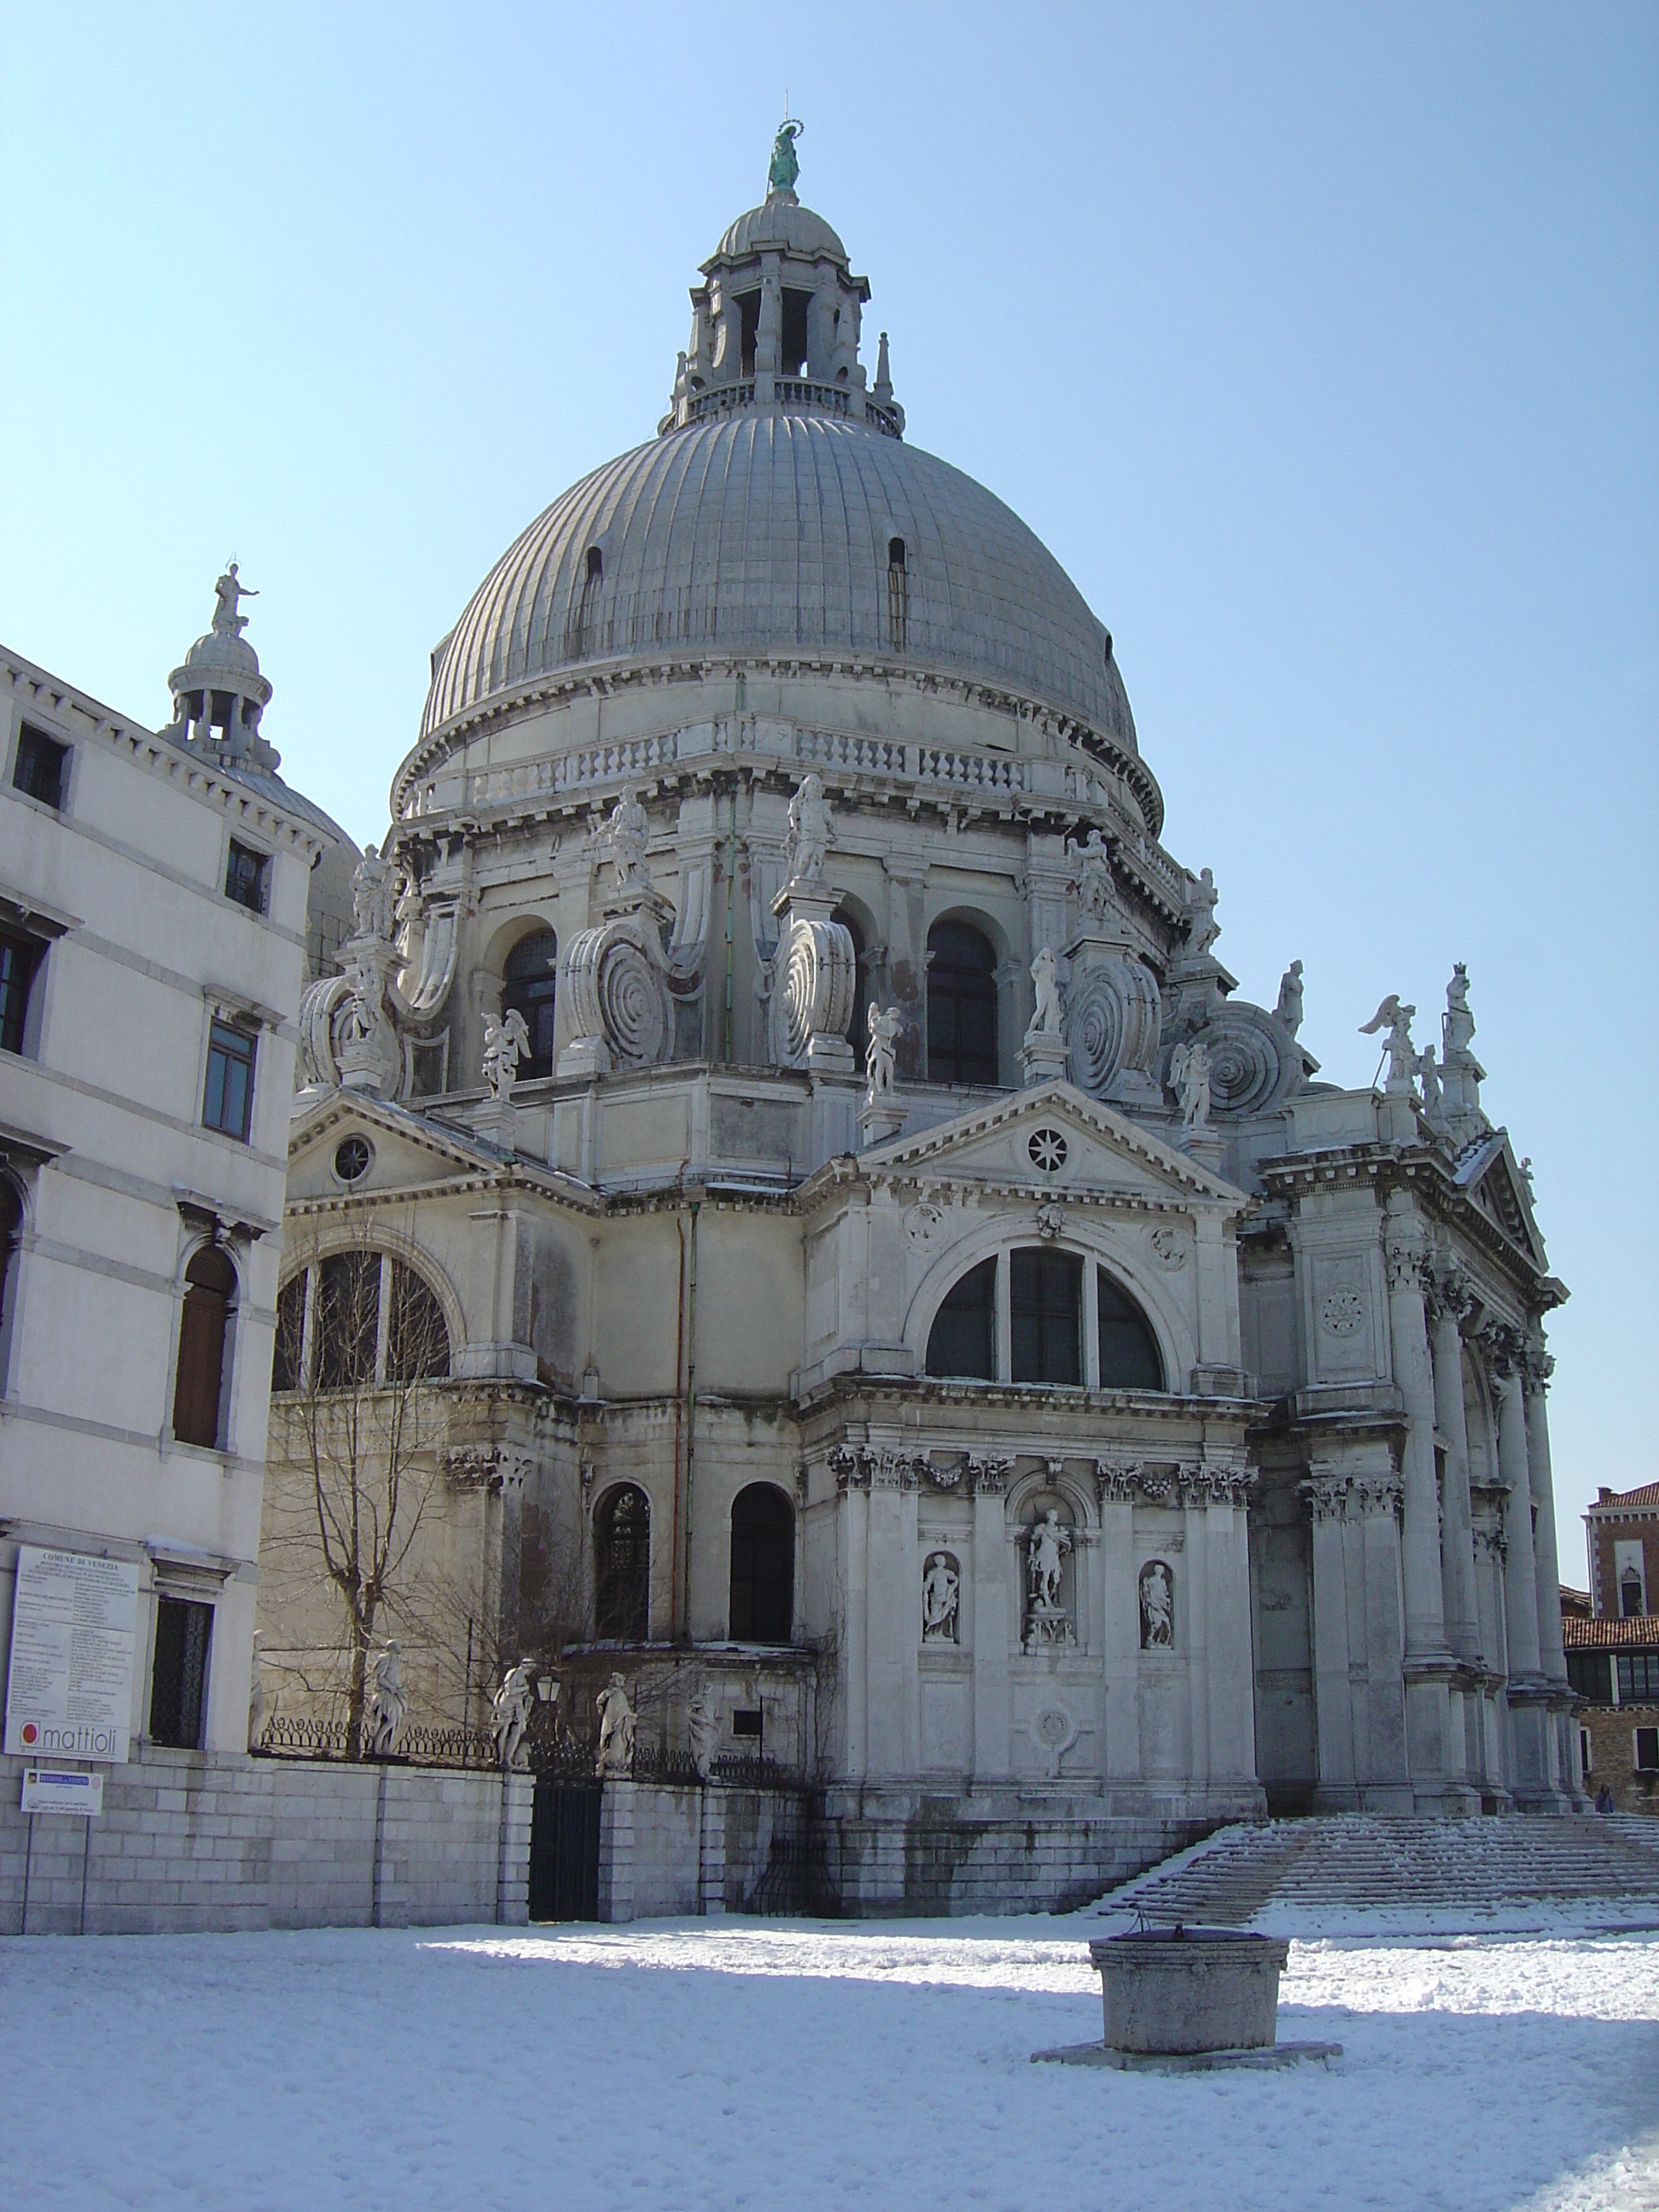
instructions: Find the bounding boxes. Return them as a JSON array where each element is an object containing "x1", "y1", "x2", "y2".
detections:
[{"x1": 1099, "y1": 1813, "x2": 1659, "y2": 1925}]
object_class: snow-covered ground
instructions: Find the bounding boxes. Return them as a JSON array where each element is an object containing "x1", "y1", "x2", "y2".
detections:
[{"x1": 2, "y1": 1913, "x2": 1656, "y2": 2211}]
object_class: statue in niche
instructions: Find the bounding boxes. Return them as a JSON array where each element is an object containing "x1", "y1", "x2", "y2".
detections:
[
  {"x1": 1028, "y1": 946, "x2": 1063, "y2": 1037},
  {"x1": 922, "y1": 1551, "x2": 960, "y2": 1643},
  {"x1": 1168, "y1": 1038, "x2": 1212, "y2": 1131},
  {"x1": 482, "y1": 1007, "x2": 531, "y2": 1104},
  {"x1": 866, "y1": 1003, "x2": 901, "y2": 1098},
  {"x1": 596, "y1": 1673, "x2": 637, "y2": 1777},
  {"x1": 687, "y1": 1684, "x2": 719, "y2": 1779},
  {"x1": 1139, "y1": 1560, "x2": 1174, "y2": 1649},
  {"x1": 492, "y1": 1660, "x2": 534, "y2": 1771},
  {"x1": 785, "y1": 772, "x2": 832, "y2": 882},
  {"x1": 364, "y1": 1641, "x2": 408, "y2": 1756},
  {"x1": 351, "y1": 844, "x2": 399, "y2": 944},
  {"x1": 1360, "y1": 994, "x2": 1417, "y2": 1092},
  {"x1": 1027, "y1": 1509, "x2": 1073, "y2": 1612},
  {"x1": 1070, "y1": 829, "x2": 1114, "y2": 928},
  {"x1": 1276, "y1": 958, "x2": 1304, "y2": 1036},
  {"x1": 602, "y1": 787, "x2": 650, "y2": 891},
  {"x1": 1185, "y1": 866, "x2": 1220, "y2": 958},
  {"x1": 211, "y1": 562, "x2": 257, "y2": 637}
]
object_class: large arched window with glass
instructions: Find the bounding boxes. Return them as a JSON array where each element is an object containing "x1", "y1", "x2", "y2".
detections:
[
  {"x1": 172, "y1": 1245, "x2": 237, "y2": 1447},
  {"x1": 729, "y1": 1483, "x2": 794, "y2": 1644},
  {"x1": 1012, "y1": 1248, "x2": 1081, "y2": 1385},
  {"x1": 271, "y1": 1251, "x2": 451, "y2": 1393},
  {"x1": 926, "y1": 920, "x2": 998, "y2": 1087},
  {"x1": 501, "y1": 929, "x2": 558, "y2": 1080},
  {"x1": 1097, "y1": 1272, "x2": 1164, "y2": 1389},
  {"x1": 595, "y1": 1484, "x2": 650, "y2": 1640},
  {"x1": 925, "y1": 1257, "x2": 997, "y2": 1379}
]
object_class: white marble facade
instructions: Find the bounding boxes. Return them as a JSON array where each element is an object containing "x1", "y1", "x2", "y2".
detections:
[{"x1": 258, "y1": 154, "x2": 1579, "y2": 1835}]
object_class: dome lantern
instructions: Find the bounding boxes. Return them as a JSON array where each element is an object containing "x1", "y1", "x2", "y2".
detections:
[
  {"x1": 165, "y1": 565, "x2": 279, "y2": 773},
  {"x1": 662, "y1": 126, "x2": 902, "y2": 439}
]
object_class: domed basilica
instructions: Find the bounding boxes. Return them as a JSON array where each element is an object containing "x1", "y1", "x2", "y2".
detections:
[{"x1": 265, "y1": 134, "x2": 1580, "y2": 1906}]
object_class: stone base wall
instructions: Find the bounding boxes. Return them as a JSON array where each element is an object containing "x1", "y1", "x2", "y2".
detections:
[{"x1": 0, "y1": 1750, "x2": 533, "y2": 1937}]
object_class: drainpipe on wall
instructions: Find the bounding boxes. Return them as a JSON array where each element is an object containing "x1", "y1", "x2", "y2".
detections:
[{"x1": 682, "y1": 1193, "x2": 702, "y2": 1639}]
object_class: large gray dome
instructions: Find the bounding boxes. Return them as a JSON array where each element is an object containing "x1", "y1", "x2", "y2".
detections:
[{"x1": 421, "y1": 412, "x2": 1136, "y2": 751}]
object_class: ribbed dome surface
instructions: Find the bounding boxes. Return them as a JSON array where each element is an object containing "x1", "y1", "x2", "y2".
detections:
[
  {"x1": 713, "y1": 195, "x2": 847, "y2": 263},
  {"x1": 422, "y1": 414, "x2": 1135, "y2": 748}
]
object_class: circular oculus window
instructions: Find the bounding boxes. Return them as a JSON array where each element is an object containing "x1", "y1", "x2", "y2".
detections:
[
  {"x1": 1027, "y1": 1126, "x2": 1068, "y2": 1173},
  {"x1": 334, "y1": 1136, "x2": 373, "y2": 1185}
]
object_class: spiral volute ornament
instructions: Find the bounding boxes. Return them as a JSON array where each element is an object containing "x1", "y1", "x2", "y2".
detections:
[
  {"x1": 775, "y1": 916, "x2": 856, "y2": 1068},
  {"x1": 1065, "y1": 953, "x2": 1160, "y2": 1100},
  {"x1": 1164, "y1": 1004, "x2": 1301, "y2": 1118},
  {"x1": 562, "y1": 917, "x2": 672, "y2": 1069}
]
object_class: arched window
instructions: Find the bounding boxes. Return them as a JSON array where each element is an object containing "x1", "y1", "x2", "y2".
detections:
[
  {"x1": 585, "y1": 545, "x2": 603, "y2": 583},
  {"x1": 926, "y1": 1257, "x2": 996, "y2": 1380},
  {"x1": 730, "y1": 1484, "x2": 794, "y2": 1644},
  {"x1": 834, "y1": 907, "x2": 868, "y2": 1074},
  {"x1": 1097, "y1": 1271, "x2": 1164, "y2": 1390},
  {"x1": 595, "y1": 1484, "x2": 650, "y2": 1640},
  {"x1": 1011, "y1": 1248, "x2": 1080, "y2": 1385},
  {"x1": 172, "y1": 1245, "x2": 236, "y2": 1447},
  {"x1": 272, "y1": 1253, "x2": 450, "y2": 1393},
  {"x1": 502, "y1": 929, "x2": 558, "y2": 1080},
  {"x1": 1621, "y1": 1567, "x2": 1646, "y2": 1621},
  {"x1": 926, "y1": 921, "x2": 998, "y2": 1087},
  {"x1": 887, "y1": 538, "x2": 908, "y2": 649}
]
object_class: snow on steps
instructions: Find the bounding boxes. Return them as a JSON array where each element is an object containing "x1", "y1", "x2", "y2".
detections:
[{"x1": 1096, "y1": 1813, "x2": 1659, "y2": 1928}]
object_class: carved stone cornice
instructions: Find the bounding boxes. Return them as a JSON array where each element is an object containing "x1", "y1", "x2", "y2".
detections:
[
  {"x1": 829, "y1": 1442, "x2": 931, "y2": 1491},
  {"x1": 1355, "y1": 1471, "x2": 1404, "y2": 1518},
  {"x1": 1094, "y1": 1458, "x2": 1139, "y2": 1505},
  {"x1": 968, "y1": 1453, "x2": 1013, "y2": 1497}
]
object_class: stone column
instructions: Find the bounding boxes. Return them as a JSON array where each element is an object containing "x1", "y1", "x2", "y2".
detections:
[
  {"x1": 1356, "y1": 1468, "x2": 1412, "y2": 1807},
  {"x1": 598, "y1": 1779, "x2": 635, "y2": 1924},
  {"x1": 1303, "y1": 1467, "x2": 1358, "y2": 1808},
  {"x1": 1095, "y1": 1464, "x2": 1139, "y2": 1787},
  {"x1": 496, "y1": 1771, "x2": 534, "y2": 1928},
  {"x1": 1204, "y1": 1468, "x2": 1255, "y2": 1797},
  {"x1": 1384, "y1": 1205, "x2": 1468, "y2": 1807},
  {"x1": 1493, "y1": 1354, "x2": 1543, "y2": 1676},
  {"x1": 1523, "y1": 1338, "x2": 1568, "y2": 1685},
  {"x1": 1428, "y1": 1280, "x2": 1481, "y2": 1662},
  {"x1": 1181, "y1": 1476, "x2": 1211, "y2": 1786},
  {"x1": 970, "y1": 1458, "x2": 1011, "y2": 1783}
]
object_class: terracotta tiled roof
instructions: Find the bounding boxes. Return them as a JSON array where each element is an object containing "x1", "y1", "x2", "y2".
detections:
[
  {"x1": 1563, "y1": 1614, "x2": 1659, "y2": 1649},
  {"x1": 1588, "y1": 1481, "x2": 1659, "y2": 1509}
]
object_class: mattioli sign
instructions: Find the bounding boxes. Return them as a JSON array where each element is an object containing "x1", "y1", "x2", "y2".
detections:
[{"x1": 3, "y1": 1545, "x2": 139, "y2": 1763}]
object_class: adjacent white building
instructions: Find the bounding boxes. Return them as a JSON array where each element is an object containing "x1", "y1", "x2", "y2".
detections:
[{"x1": 0, "y1": 591, "x2": 349, "y2": 1765}]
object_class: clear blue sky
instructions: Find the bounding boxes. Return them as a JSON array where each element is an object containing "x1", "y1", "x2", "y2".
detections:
[{"x1": 3, "y1": 3, "x2": 1655, "y2": 1574}]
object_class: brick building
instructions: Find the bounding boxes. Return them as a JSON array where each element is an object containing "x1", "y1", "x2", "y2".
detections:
[{"x1": 1563, "y1": 1481, "x2": 1659, "y2": 1810}]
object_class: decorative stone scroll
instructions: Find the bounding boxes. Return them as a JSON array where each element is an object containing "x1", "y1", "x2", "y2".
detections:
[
  {"x1": 829, "y1": 1443, "x2": 932, "y2": 1490},
  {"x1": 968, "y1": 1454, "x2": 1013, "y2": 1496},
  {"x1": 1065, "y1": 947, "x2": 1162, "y2": 1106},
  {"x1": 558, "y1": 905, "x2": 675, "y2": 1078},
  {"x1": 1301, "y1": 1472, "x2": 1353, "y2": 1522}
]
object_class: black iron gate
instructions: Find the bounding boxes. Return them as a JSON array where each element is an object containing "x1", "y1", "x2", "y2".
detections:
[{"x1": 529, "y1": 1779, "x2": 602, "y2": 1922}]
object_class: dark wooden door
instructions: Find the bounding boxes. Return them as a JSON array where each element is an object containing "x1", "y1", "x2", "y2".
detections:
[{"x1": 528, "y1": 1781, "x2": 602, "y2": 1922}]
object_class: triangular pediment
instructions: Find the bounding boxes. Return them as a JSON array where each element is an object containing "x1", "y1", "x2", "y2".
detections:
[
  {"x1": 1455, "y1": 1128, "x2": 1547, "y2": 1268},
  {"x1": 285, "y1": 1088, "x2": 596, "y2": 1213},
  {"x1": 837, "y1": 1081, "x2": 1248, "y2": 1211}
]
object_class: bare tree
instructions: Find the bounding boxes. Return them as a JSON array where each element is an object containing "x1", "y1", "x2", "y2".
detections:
[{"x1": 268, "y1": 1219, "x2": 451, "y2": 1758}]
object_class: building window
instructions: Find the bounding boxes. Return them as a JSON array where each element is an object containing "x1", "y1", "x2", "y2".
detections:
[
  {"x1": 502, "y1": 929, "x2": 558, "y2": 1080},
  {"x1": 149, "y1": 1596, "x2": 212, "y2": 1749},
  {"x1": 172, "y1": 1245, "x2": 236, "y2": 1448},
  {"x1": 926, "y1": 1257, "x2": 997, "y2": 1380},
  {"x1": 1621, "y1": 1567, "x2": 1645, "y2": 1619},
  {"x1": 334, "y1": 1136, "x2": 372, "y2": 1185},
  {"x1": 926, "y1": 921, "x2": 998, "y2": 1086},
  {"x1": 0, "y1": 928, "x2": 44, "y2": 1057},
  {"x1": 1580, "y1": 1727, "x2": 1592, "y2": 1780},
  {"x1": 13, "y1": 724, "x2": 67, "y2": 809},
  {"x1": 595, "y1": 1485, "x2": 650, "y2": 1641},
  {"x1": 1097, "y1": 1271, "x2": 1164, "y2": 1390},
  {"x1": 729, "y1": 1483, "x2": 794, "y2": 1644},
  {"x1": 203, "y1": 1019, "x2": 255, "y2": 1140},
  {"x1": 1637, "y1": 1728, "x2": 1659, "y2": 1773},
  {"x1": 1011, "y1": 1247, "x2": 1081, "y2": 1386},
  {"x1": 272, "y1": 1252, "x2": 451, "y2": 1393},
  {"x1": 1617, "y1": 1654, "x2": 1659, "y2": 1702},
  {"x1": 888, "y1": 537, "x2": 908, "y2": 650},
  {"x1": 224, "y1": 840, "x2": 271, "y2": 914},
  {"x1": 1566, "y1": 1650, "x2": 1612, "y2": 1703}
]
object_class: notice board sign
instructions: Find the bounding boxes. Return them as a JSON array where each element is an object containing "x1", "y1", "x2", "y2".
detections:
[
  {"x1": 21, "y1": 1765, "x2": 103, "y2": 1815},
  {"x1": 3, "y1": 1545, "x2": 138, "y2": 1762}
]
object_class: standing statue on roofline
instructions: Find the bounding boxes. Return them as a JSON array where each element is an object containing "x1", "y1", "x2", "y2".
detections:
[
  {"x1": 768, "y1": 116, "x2": 803, "y2": 195},
  {"x1": 212, "y1": 562, "x2": 257, "y2": 638}
]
